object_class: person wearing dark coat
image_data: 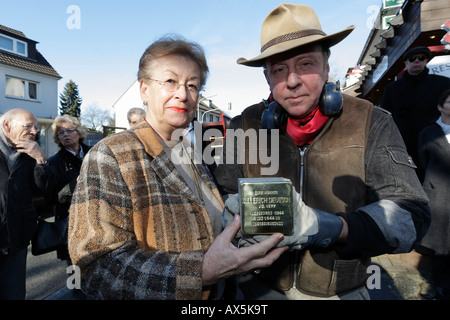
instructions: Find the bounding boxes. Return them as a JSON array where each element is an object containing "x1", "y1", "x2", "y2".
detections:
[
  {"x1": 381, "y1": 46, "x2": 450, "y2": 182},
  {"x1": 46, "y1": 115, "x2": 91, "y2": 261},
  {"x1": 418, "y1": 89, "x2": 450, "y2": 300},
  {"x1": 0, "y1": 109, "x2": 55, "y2": 300}
]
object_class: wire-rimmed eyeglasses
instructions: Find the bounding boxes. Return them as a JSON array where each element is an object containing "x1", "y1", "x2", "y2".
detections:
[
  {"x1": 15, "y1": 121, "x2": 41, "y2": 133},
  {"x1": 146, "y1": 78, "x2": 201, "y2": 94},
  {"x1": 57, "y1": 128, "x2": 77, "y2": 136}
]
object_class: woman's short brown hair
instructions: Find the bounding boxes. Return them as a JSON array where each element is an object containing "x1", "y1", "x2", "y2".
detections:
[{"x1": 137, "y1": 34, "x2": 209, "y2": 90}]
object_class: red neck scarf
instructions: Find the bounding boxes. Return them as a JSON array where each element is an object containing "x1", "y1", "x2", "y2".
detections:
[{"x1": 286, "y1": 106, "x2": 329, "y2": 146}]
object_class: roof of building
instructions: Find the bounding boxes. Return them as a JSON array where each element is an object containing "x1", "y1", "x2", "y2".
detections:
[
  {"x1": 0, "y1": 24, "x2": 61, "y2": 79},
  {"x1": 0, "y1": 24, "x2": 26, "y2": 38}
]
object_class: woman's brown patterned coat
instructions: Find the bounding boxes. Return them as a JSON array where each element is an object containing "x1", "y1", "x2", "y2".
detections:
[{"x1": 69, "y1": 121, "x2": 224, "y2": 300}]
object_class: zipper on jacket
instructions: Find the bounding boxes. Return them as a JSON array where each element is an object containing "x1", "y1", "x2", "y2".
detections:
[
  {"x1": 298, "y1": 147, "x2": 307, "y2": 197},
  {"x1": 292, "y1": 146, "x2": 307, "y2": 290}
]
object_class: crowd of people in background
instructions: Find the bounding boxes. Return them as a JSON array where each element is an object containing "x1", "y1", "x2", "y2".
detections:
[{"x1": 0, "y1": 3, "x2": 449, "y2": 301}]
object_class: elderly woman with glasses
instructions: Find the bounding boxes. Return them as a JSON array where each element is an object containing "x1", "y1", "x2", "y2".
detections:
[
  {"x1": 46, "y1": 115, "x2": 90, "y2": 262},
  {"x1": 68, "y1": 35, "x2": 287, "y2": 300}
]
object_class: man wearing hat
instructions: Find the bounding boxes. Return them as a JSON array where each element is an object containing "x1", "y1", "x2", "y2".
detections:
[
  {"x1": 215, "y1": 4, "x2": 430, "y2": 299},
  {"x1": 381, "y1": 46, "x2": 450, "y2": 182}
]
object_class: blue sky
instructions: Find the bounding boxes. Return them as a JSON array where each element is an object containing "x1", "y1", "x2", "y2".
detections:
[{"x1": 1, "y1": 0, "x2": 383, "y2": 117}]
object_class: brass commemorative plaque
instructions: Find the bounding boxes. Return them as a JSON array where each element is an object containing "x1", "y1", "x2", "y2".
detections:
[{"x1": 238, "y1": 178, "x2": 293, "y2": 235}]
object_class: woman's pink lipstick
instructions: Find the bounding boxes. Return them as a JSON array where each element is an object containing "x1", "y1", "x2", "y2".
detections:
[{"x1": 168, "y1": 107, "x2": 187, "y2": 113}]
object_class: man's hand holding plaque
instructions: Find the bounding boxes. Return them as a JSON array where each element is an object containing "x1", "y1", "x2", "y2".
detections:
[{"x1": 222, "y1": 178, "x2": 344, "y2": 250}]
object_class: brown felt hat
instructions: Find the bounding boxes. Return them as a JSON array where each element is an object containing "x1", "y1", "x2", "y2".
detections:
[{"x1": 237, "y1": 3, "x2": 355, "y2": 67}]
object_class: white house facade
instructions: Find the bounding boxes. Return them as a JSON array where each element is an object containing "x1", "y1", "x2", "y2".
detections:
[
  {"x1": 112, "y1": 81, "x2": 145, "y2": 130},
  {"x1": 0, "y1": 24, "x2": 61, "y2": 157}
]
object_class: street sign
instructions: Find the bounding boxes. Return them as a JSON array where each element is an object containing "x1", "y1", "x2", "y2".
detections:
[{"x1": 382, "y1": 0, "x2": 405, "y2": 11}]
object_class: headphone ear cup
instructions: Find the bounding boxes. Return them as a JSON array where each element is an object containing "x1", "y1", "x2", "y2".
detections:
[
  {"x1": 262, "y1": 101, "x2": 287, "y2": 130},
  {"x1": 319, "y1": 81, "x2": 343, "y2": 116}
]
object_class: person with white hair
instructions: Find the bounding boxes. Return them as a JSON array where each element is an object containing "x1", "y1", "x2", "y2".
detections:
[{"x1": 0, "y1": 108, "x2": 54, "y2": 299}]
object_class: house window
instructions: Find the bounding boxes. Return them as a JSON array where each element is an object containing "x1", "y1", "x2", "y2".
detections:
[
  {"x1": 16, "y1": 41, "x2": 26, "y2": 55},
  {"x1": 5, "y1": 76, "x2": 38, "y2": 100},
  {"x1": 0, "y1": 35, "x2": 13, "y2": 51},
  {"x1": 0, "y1": 34, "x2": 27, "y2": 57}
]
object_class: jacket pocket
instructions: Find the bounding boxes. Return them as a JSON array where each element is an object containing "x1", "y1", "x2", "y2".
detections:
[
  {"x1": 328, "y1": 259, "x2": 369, "y2": 295},
  {"x1": 386, "y1": 148, "x2": 417, "y2": 169}
]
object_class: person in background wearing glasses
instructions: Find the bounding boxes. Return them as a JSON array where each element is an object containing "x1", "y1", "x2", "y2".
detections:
[
  {"x1": 0, "y1": 108, "x2": 55, "y2": 299},
  {"x1": 68, "y1": 35, "x2": 287, "y2": 300},
  {"x1": 46, "y1": 115, "x2": 90, "y2": 260},
  {"x1": 381, "y1": 46, "x2": 450, "y2": 182},
  {"x1": 46, "y1": 115, "x2": 90, "y2": 299}
]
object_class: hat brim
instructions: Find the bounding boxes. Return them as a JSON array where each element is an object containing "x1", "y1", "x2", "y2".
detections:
[
  {"x1": 237, "y1": 25, "x2": 355, "y2": 67},
  {"x1": 403, "y1": 46, "x2": 432, "y2": 60}
]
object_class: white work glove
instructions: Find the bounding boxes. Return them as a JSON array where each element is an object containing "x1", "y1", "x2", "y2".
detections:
[
  {"x1": 222, "y1": 194, "x2": 242, "y2": 246},
  {"x1": 222, "y1": 190, "x2": 343, "y2": 250}
]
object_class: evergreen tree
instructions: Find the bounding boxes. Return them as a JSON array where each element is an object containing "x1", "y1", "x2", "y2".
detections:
[{"x1": 59, "y1": 80, "x2": 82, "y2": 118}]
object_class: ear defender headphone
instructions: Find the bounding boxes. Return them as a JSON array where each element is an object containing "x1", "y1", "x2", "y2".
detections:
[{"x1": 261, "y1": 81, "x2": 343, "y2": 130}]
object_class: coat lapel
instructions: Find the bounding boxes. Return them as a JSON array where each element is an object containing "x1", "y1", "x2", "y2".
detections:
[
  {"x1": 133, "y1": 123, "x2": 198, "y2": 202},
  {"x1": 133, "y1": 122, "x2": 224, "y2": 207},
  {"x1": 435, "y1": 127, "x2": 450, "y2": 159}
]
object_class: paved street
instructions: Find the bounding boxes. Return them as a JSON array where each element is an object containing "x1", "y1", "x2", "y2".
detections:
[
  {"x1": 370, "y1": 252, "x2": 437, "y2": 300},
  {"x1": 38, "y1": 252, "x2": 440, "y2": 301},
  {"x1": 25, "y1": 247, "x2": 68, "y2": 300}
]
